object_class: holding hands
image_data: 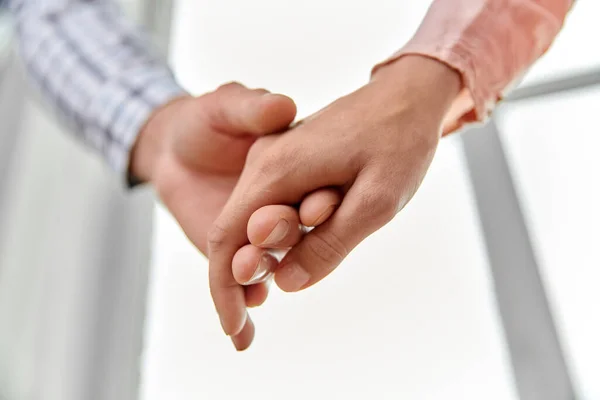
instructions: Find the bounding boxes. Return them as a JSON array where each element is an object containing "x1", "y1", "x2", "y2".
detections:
[
  {"x1": 132, "y1": 55, "x2": 460, "y2": 350},
  {"x1": 131, "y1": 81, "x2": 342, "y2": 316},
  {"x1": 207, "y1": 55, "x2": 461, "y2": 350},
  {"x1": 128, "y1": 0, "x2": 568, "y2": 353}
]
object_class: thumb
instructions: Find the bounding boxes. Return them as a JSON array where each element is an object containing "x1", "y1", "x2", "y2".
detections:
[
  {"x1": 274, "y1": 171, "x2": 398, "y2": 292},
  {"x1": 206, "y1": 82, "x2": 297, "y2": 135}
]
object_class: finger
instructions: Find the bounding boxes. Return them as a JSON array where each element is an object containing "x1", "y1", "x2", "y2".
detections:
[
  {"x1": 246, "y1": 189, "x2": 341, "y2": 249},
  {"x1": 299, "y1": 188, "x2": 341, "y2": 227},
  {"x1": 209, "y1": 273, "x2": 248, "y2": 337},
  {"x1": 208, "y1": 129, "x2": 355, "y2": 340},
  {"x1": 210, "y1": 82, "x2": 297, "y2": 135},
  {"x1": 232, "y1": 244, "x2": 278, "y2": 286},
  {"x1": 236, "y1": 187, "x2": 340, "y2": 287},
  {"x1": 245, "y1": 278, "x2": 271, "y2": 308},
  {"x1": 247, "y1": 205, "x2": 301, "y2": 249},
  {"x1": 275, "y1": 171, "x2": 396, "y2": 292},
  {"x1": 208, "y1": 224, "x2": 252, "y2": 337},
  {"x1": 230, "y1": 313, "x2": 255, "y2": 351}
]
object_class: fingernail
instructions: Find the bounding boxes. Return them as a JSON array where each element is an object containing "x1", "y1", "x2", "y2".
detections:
[
  {"x1": 219, "y1": 316, "x2": 228, "y2": 335},
  {"x1": 261, "y1": 219, "x2": 290, "y2": 246},
  {"x1": 220, "y1": 312, "x2": 247, "y2": 337},
  {"x1": 311, "y1": 205, "x2": 336, "y2": 227},
  {"x1": 277, "y1": 262, "x2": 310, "y2": 292},
  {"x1": 245, "y1": 253, "x2": 272, "y2": 285}
]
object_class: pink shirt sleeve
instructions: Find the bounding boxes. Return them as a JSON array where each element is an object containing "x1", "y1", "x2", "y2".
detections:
[{"x1": 373, "y1": 0, "x2": 573, "y2": 135}]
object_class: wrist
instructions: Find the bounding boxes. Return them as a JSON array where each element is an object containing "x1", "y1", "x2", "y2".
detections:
[
  {"x1": 369, "y1": 55, "x2": 462, "y2": 129},
  {"x1": 129, "y1": 95, "x2": 191, "y2": 183}
]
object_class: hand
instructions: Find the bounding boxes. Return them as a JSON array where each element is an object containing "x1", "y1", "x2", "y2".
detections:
[
  {"x1": 129, "y1": 83, "x2": 340, "y2": 341},
  {"x1": 208, "y1": 56, "x2": 462, "y2": 348},
  {"x1": 131, "y1": 82, "x2": 301, "y2": 255}
]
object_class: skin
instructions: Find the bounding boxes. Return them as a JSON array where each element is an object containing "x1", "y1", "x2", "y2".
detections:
[
  {"x1": 130, "y1": 82, "x2": 340, "y2": 329},
  {"x1": 208, "y1": 55, "x2": 462, "y2": 351}
]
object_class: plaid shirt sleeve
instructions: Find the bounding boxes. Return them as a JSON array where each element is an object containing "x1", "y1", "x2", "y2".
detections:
[{"x1": 4, "y1": 0, "x2": 188, "y2": 178}]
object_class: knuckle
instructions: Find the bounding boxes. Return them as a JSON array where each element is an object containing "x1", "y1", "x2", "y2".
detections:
[
  {"x1": 254, "y1": 149, "x2": 295, "y2": 182},
  {"x1": 218, "y1": 81, "x2": 243, "y2": 91},
  {"x1": 356, "y1": 184, "x2": 399, "y2": 225},
  {"x1": 207, "y1": 223, "x2": 228, "y2": 251},
  {"x1": 305, "y1": 231, "x2": 348, "y2": 269},
  {"x1": 376, "y1": 190, "x2": 399, "y2": 222},
  {"x1": 246, "y1": 135, "x2": 284, "y2": 166},
  {"x1": 256, "y1": 152, "x2": 280, "y2": 173}
]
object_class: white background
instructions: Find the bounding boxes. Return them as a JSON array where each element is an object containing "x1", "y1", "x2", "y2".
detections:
[{"x1": 141, "y1": 1, "x2": 600, "y2": 399}]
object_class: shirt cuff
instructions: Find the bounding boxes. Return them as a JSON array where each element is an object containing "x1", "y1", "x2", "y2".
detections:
[
  {"x1": 84, "y1": 66, "x2": 188, "y2": 186},
  {"x1": 372, "y1": 0, "x2": 568, "y2": 135}
]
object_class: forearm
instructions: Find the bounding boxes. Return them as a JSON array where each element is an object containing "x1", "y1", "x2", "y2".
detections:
[
  {"x1": 7, "y1": 0, "x2": 187, "y2": 177},
  {"x1": 373, "y1": 0, "x2": 573, "y2": 134}
]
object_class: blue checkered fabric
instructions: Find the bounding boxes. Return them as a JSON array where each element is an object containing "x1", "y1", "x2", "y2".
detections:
[{"x1": 1, "y1": 0, "x2": 187, "y2": 178}]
